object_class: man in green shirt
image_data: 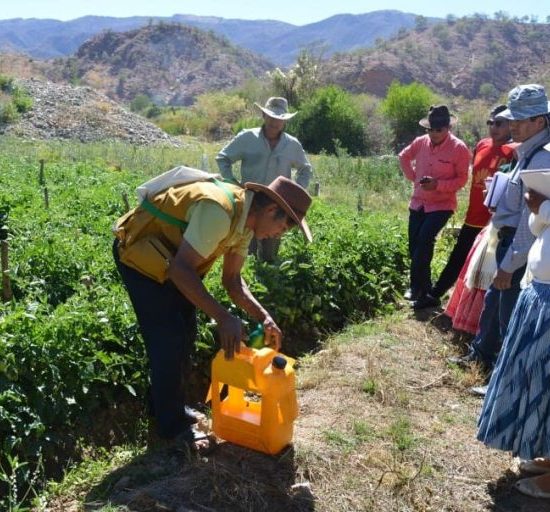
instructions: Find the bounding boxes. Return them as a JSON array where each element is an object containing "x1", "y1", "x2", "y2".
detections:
[{"x1": 216, "y1": 97, "x2": 312, "y2": 262}]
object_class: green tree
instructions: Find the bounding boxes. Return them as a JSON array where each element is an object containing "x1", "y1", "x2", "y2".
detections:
[
  {"x1": 291, "y1": 86, "x2": 366, "y2": 156},
  {"x1": 380, "y1": 81, "x2": 438, "y2": 145}
]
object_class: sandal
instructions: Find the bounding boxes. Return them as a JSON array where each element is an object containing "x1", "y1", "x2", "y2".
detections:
[
  {"x1": 174, "y1": 425, "x2": 217, "y2": 456},
  {"x1": 519, "y1": 458, "x2": 550, "y2": 474},
  {"x1": 184, "y1": 405, "x2": 205, "y2": 425},
  {"x1": 515, "y1": 474, "x2": 550, "y2": 498}
]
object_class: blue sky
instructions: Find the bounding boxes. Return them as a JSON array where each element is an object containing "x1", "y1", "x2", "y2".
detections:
[{"x1": 0, "y1": 0, "x2": 548, "y2": 24}]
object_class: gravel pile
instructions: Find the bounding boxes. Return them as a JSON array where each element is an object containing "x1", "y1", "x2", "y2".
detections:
[{"x1": 1, "y1": 78, "x2": 182, "y2": 146}]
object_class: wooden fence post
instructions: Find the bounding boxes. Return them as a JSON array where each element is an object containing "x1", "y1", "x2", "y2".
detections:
[
  {"x1": 122, "y1": 192, "x2": 130, "y2": 212},
  {"x1": 39, "y1": 159, "x2": 45, "y2": 185},
  {"x1": 357, "y1": 194, "x2": 364, "y2": 213},
  {"x1": 1, "y1": 240, "x2": 12, "y2": 301},
  {"x1": 313, "y1": 182, "x2": 320, "y2": 197}
]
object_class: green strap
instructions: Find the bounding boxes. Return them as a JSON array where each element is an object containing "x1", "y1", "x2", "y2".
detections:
[
  {"x1": 213, "y1": 178, "x2": 236, "y2": 212},
  {"x1": 141, "y1": 198, "x2": 189, "y2": 229},
  {"x1": 141, "y1": 179, "x2": 236, "y2": 230}
]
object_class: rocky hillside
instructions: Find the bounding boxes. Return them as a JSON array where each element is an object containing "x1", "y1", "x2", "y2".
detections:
[
  {"x1": 49, "y1": 23, "x2": 273, "y2": 105},
  {"x1": 1, "y1": 78, "x2": 181, "y2": 145},
  {"x1": 0, "y1": 53, "x2": 50, "y2": 79},
  {"x1": 322, "y1": 17, "x2": 550, "y2": 98}
]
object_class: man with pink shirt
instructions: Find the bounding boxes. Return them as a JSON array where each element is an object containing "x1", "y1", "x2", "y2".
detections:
[{"x1": 399, "y1": 105, "x2": 471, "y2": 310}]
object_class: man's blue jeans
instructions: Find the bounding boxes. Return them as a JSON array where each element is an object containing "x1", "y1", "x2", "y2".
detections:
[
  {"x1": 469, "y1": 229, "x2": 525, "y2": 368},
  {"x1": 408, "y1": 207, "x2": 453, "y2": 297},
  {"x1": 113, "y1": 240, "x2": 197, "y2": 439}
]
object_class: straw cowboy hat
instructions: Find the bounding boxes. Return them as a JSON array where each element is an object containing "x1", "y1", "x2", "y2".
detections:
[
  {"x1": 245, "y1": 176, "x2": 312, "y2": 242},
  {"x1": 254, "y1": 97, "x2": 297, "y2": 121},
  {"x1": 419, "y1": 105, "x2": 457, "y2": 129}
]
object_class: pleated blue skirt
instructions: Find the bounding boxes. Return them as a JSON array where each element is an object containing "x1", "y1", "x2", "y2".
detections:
[{"x1": 477, "y1": 281, "x2": 550, "y2": 459}]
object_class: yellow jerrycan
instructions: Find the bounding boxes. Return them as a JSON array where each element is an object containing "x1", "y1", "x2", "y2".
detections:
[{"x1": 207, "y1": 344, "x2": 298, "y2": 455}]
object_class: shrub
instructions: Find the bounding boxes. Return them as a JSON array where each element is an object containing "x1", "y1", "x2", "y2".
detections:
[
  {"x1": 354, "y1": 94, "x2": 395, "y2": 156},
  {"x1": 380, "y1": 81, "x2": 439, "y2": 146},
  {"x1": 11, "y1": 87, "x2": 33, "y2": 113},
  {"x1": 0, "y1": 101, "x2": 19, "y2": 124},
  {"x1": 479, "y1": 82, "x2": 499, "y2": 101},
  {"x1": 291, "y1": 86, "x2": 367, "y2": 156},
  {"x1": 0, "y1": 74, "x2": 14, "y2": 93},
  {"x1": 231, "y1": 116, "x2": 260, "y2": 134},
  {"x1": 0, "y1": 80, "x2": 33, "y2": 123},
  {"x1": 192, "y1": 92, "x2": 248, "y2": 138},
  {"x1": 145, "y1": 104, "x2": 162, "y2": 118},
  {"x1": 155, "y1": 110, "x2": 189, "y2": 135},
  {"x1": 129, "y1": 93, "x2": 152, "y2": 113},
  {"x1": 156, "y1": 92, "x2": 249, "y2": 139}
]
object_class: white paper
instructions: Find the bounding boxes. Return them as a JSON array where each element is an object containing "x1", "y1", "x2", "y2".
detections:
[
  {"x1": 483, "y1": 171, "x2": 509, "y2": 208},
  {"x1": 520, "y1": 168, "x2": 550, "y2": 198}
]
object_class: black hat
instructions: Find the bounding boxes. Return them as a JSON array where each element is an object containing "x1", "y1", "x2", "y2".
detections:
[
  {"x1": 488, "y1": 104, "x2": 507, "y2": 120},
  {"x1": 419, "y1": 105, "x2": 457, "y2": 129}
]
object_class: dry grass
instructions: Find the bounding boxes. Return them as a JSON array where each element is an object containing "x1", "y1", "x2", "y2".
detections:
[{"x1": 39, "y1": 312, "x2": 550, "y2": 512}]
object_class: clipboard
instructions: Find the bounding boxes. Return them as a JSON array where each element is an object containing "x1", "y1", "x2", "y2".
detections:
[{"x1": 483, "y1": 171, "x2": 509, "y2": 208}]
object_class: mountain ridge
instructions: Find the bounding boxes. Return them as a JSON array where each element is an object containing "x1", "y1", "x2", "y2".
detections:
[{"x1": 0, "y1": 11, "x2": 437, "y2": 65}]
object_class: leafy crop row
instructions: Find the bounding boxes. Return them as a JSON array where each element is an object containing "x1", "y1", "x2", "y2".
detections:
[{"x1": 0, "y1": 147, "x2": 408, "y2": 507}]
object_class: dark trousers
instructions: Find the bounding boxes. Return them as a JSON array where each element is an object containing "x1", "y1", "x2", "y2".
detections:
[
  {"x1": 469, "y1": 229, "x2": 525, "y2": 368},
  {"x1": 113, "y1": 240, "x2": 197, "y2": 439},
  {"x1": 431, "y1": 224, "x2": 482, "y2": 298},
  {"x1": 408, "y1": 208, "x2": 453, "y2": 297}
]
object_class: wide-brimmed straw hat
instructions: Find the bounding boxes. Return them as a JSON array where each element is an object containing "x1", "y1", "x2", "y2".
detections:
[
  {"x1": 254, "y1": 97, "x2": 297, "y2": 120},
  {"x1": 499, "y1": 84, "x2": 550, "y2": 120},
  {"x1": 419, "y1": 105, "x2": 457, "y2": 129},
  {"x1": 245, "y1": 176, "x2": 312, "y2": 242}
]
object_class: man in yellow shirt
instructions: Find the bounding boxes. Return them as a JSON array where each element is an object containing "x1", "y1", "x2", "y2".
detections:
[{"x1": 113, "y1": 176, "x2": 312, "y2": 452}]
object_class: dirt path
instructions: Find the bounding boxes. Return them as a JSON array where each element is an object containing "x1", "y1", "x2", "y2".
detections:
[{"x1": 42, "y1": 313, "x2": 550, "y2": 512}]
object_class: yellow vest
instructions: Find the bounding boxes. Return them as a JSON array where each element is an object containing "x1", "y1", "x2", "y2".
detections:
[{"x1": 114, "y1": 180, "x2": 246, "y2": 281}]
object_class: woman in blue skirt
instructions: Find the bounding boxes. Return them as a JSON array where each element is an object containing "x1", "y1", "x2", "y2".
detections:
[{"x1": 477, "y1": 188, "x2": 550, "y2": 498}]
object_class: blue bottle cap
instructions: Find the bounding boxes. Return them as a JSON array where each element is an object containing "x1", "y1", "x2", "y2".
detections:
[{"x1": 272, "y1": 356, "x2": 287, "y2": 370}]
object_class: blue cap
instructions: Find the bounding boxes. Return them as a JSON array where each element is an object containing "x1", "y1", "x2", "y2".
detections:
[{"x1": 500, "y1": 84, "x2": 550, "y2": 120}]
